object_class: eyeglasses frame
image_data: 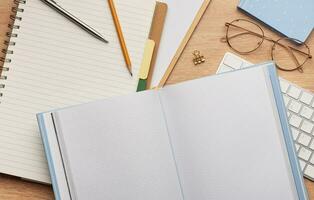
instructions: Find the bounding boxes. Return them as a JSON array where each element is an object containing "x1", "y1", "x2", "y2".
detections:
[{"x1": 223, "y1": 19, "x2": 312, "y2": 72}]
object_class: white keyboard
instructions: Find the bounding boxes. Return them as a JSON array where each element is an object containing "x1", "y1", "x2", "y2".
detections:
[{"x1": 217, "y1": 52, "x2": 314, "y2": 181}]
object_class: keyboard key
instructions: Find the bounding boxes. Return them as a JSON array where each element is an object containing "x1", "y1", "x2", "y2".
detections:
[
  {"x1": 310, "y1": 156, "x2": 314, "y2": 165},
  {"x1": 219, "y1": 65, "x2": 234, "y2": 73},
  {"x1": 241, "y1": 62, "x2": 251, "y2": 69},
  {"x1": 298, "y1": 133, "x2": 312, "y2": 146},
  {"x1": 289, "y1": 114, "x2": 302, "y2": 128},
  {"x1": 300, "y1": 160, "x2": 307, "y2": 171},
  {"x1": 310, "y1": 140, "x2": 314, "y2": 150},
  {"x1": 300, "y1": 92, "x2": 313, "y2": 105},
  {"x1": 288, "y1": 100, "x2": 302, "y2": 113},
  {"x1": 291, "y1": 128, "x2": 300, "y2": 140},
  {"x1": 295, "y1": 143, "x2": 301, "y2": 151},
  {"x1": 300, "y1": 106, "x2": 314, "y2": 119},
  {"x1": 301, "y1": 120, "x2": 314, "y2": 134},
  {"x1": 287, "y1": 86, "x2": 301, "y2": 99},
  {"x1": 279, "y1": 80, "x2": 290, "y2": 93},
  {"x1": 305, "y1": 165, "x2": 314, "y2": 178},
  {"x1": 283, "y1": 95, "x2": 290, "y2": 106},
  {"x1": 224, "y1": 54, "x2": 242, "y2": 69},
  {"x1": 299, "y1": 147, "x2": 312, "y2": 161}
]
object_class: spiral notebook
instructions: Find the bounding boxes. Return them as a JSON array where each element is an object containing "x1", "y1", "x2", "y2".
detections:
[{"x1": 0, "y1": 0, "x2": 156, "y2": 183}]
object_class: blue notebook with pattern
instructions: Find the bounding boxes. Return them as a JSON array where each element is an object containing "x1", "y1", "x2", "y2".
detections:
[{"x1": 238, "y1": 0, "x2": 314, "y2": 42}]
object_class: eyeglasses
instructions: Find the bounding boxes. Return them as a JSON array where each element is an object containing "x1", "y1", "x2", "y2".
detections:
[{"x1": 221, "y1": 19, "x2": 312, "y2": 72}]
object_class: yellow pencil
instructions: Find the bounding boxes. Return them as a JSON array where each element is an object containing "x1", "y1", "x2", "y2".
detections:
[{"x1": 108, "y1": 0, "x2": 132, "y2": 76}]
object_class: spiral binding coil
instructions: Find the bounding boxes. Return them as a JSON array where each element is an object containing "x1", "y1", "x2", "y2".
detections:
[{"x1": 0, "y1": 0, "x2": 26, "y2": 99}]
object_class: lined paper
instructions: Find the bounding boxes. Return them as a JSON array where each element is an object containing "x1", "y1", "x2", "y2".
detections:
[{"x1": 0, "y1": 0, "x2": 155, "y2": 183}]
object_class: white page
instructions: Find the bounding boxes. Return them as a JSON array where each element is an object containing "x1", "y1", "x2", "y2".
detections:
[
  {"x1": 53, "y1": 91, "x2": 183, "y2": 200},
  {"x1": 151, "y1": 0, "x2": 205, "y2": 87},
  {"x1": 0, "y1": 0, "x2": 155, "y2": 183},
  {"x1": 159, "y1": 66, "x2": 299, "y2": 200}
]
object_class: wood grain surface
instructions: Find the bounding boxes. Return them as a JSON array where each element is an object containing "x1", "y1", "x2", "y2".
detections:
[{"x1": 0, "y1": 0, "x2": 313, "y2": 199}]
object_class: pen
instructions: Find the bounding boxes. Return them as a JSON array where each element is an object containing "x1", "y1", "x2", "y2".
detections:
[
  {"x1": 108, "y1": 0, "x2": 132, "y2": 76},
  {"x1": 40, "y1": 0, "x2": 109, "y2": 43}
]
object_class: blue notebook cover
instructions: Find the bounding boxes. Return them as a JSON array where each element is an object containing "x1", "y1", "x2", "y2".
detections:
[{"x1": 238, "y1": 0, "x2": 314, "y2": 42}]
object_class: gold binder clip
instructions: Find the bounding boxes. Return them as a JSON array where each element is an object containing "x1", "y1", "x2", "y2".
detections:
[{"x1": 192, "y1": 50, "x2": 205, "y2": 65}]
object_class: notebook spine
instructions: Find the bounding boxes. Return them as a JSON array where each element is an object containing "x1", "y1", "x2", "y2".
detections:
[{"x1": 0, "y1": 0, "x2": 26, "y2": 96}]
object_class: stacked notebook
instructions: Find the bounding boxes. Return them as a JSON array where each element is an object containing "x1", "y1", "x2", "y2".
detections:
[
  {"x1": 0, "y1": 0, "x2": 157, "y2": 183},
  {"x1": 37, "y1": 63, "x2": 308, "y2": 200}
]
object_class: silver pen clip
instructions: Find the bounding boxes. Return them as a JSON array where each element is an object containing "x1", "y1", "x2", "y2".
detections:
[{"x1": 40, "y1": 0, "x2": 109, "y2": 43}]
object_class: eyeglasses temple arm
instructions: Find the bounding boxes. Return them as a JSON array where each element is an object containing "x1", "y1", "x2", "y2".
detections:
[
  {"x1": 225, "y1": 23, "x2": 312, "y2": 58},
  {"x1": 226, "y1": 23, "x2": 264, "y2": 39},
  {"x1": 271, "y1": 40, "x2": 312, "y2": 58},
  {"x1": 286, "y1": 45, "x2": 311, "y2": 58}
]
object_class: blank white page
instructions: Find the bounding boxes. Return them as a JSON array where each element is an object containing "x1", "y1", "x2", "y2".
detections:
[
  {"x1": 159, "y1": 67, "x2": 299, "y2": 200},
  {"x1": 151, "y1": 0, "x2": 205, "y2": 87},
  {"x1": 0, "y1": 0, "x2": 155, "y2": 183},
  {"x1": 53, "y1": 91, "x2": 183, "y2": 200}
]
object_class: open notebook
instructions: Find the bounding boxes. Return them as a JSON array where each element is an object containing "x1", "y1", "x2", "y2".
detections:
[
  {"x1": 0, "y1": 0, "x2": 155, "y2": 183},
  {"x1": 38, "y1": 63, "x2": 308, "y2": 200}
]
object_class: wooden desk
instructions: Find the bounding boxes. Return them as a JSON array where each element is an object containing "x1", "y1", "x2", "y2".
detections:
[{"x1": 0, "y1": 0, "x2": 313, "y2": 199}]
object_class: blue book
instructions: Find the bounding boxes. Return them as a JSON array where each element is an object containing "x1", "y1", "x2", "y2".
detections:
[{"x1": 238, "y1": 0, "x2": 314, "y2": 42}]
